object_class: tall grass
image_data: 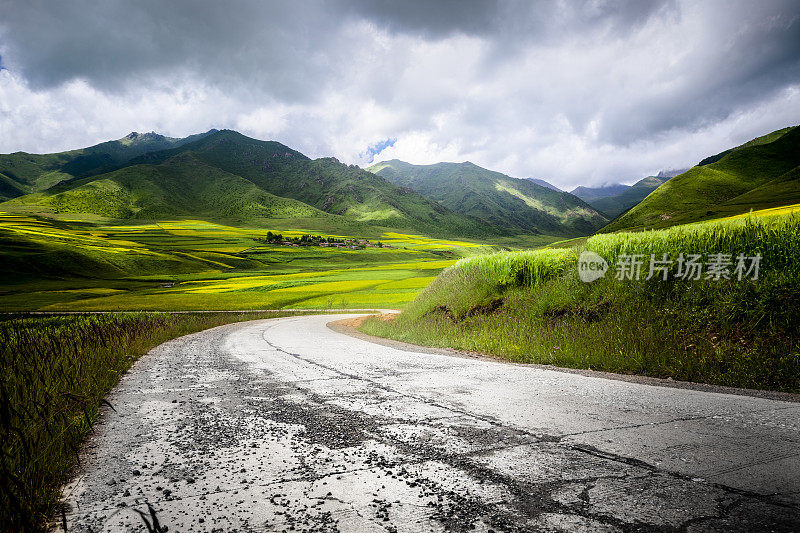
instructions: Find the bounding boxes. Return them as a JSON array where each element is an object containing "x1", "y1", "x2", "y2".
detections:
[
  {"x1": 452, "y1": 248, "x2": 577, "y2": 287},
  {"x1": 449, "y1": 214, "x2": 800, "y2": 287},
  {"x1": 587, "y1": 214, "x2": 800, "y2": 279},
  {"x1": 362, "y1": 213, "x2": 800, "y2": 393},
  {"x1": 0, "y1": 311, "x2": 310, "y2": 531}
]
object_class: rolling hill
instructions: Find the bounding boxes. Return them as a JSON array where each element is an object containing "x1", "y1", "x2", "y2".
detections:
[
  {"x1": 696, "y1": 127, "x2": 795, "y2": 166},
  {"x1": 1, "y1": 130, "x2": 496, "y2": 238},
  {"x1": 604, "y1": 125, "x2": 800, "y2": 231},
  {"x1": 367, "y1": 160, "x2": 607, "y2": 237}
]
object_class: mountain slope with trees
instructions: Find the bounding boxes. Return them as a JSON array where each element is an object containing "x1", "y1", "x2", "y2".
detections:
[
  {"x1": 4, "y1": 153, "x2": 327, "y2": 221},
  {"x1": 0, "y1": 130, "x2": 219, "y2": 200}
]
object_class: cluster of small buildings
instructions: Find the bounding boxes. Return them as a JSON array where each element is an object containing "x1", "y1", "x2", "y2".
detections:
[
  {"x1": 318, "y1": 239, "x2": 389, "y2": 249},
  {"x1": 260, "y1": 234, "x2": 392, "y2": 249}
]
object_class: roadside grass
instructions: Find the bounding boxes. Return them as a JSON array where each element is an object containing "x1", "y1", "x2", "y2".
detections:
[
  {"x1": 0, "y1": 310, "x2": 317, "y2": 531},
  {"x1": 361, "y1": 213, "x2": 800, "y2": 393}
]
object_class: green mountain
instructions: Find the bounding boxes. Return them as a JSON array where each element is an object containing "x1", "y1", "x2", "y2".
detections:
[
  {"x1": 367, "y1": 160, "x2": 607, "y2": 237},
  {"x1": 4, "y1": 153, "x2": 326, "y2": 221},
  {"x1": 604, "y1": 125, "x2": 800, "y2": 231},
  {"x1": 119, "y1": 130, "x2": 492, "y2": 235},
  {"x1": 586, "y1": 175, "x2": 670, "y2": 219},
  {"x1": 696, "y1": 127, "x2": 795, "y2": 166},
  {"x1": 0, "y1": 130, "x2": 219, "y2": 200},
  {"x1": 1, "y1": 130, "x2": 493, "y2": 238}
]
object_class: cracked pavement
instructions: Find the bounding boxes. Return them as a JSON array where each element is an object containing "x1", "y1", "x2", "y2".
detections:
[{"x1": 60, "y1": 314, "x2": 800, "y2": 532}]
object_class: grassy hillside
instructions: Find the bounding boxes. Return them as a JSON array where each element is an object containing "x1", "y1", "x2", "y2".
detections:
[
  {"x1": 368, "y1": 160, "x2": 607, "y2": 237},
  {"x1": 0, "y1": 151, "x2": 79, "y2": 199},
  {"x1": 108, "y1": 130, "x2": 493, "y2": 237},
  {"x1": 605, "y1": 125, "x2": 800, "y2": 231},
  {"x1": 361, "y1": 212, "x2": 800, "y2": 393},
  {"x1": 697, "y1": 126, "x2": 796, "y2": 166},
  {"x1": 0, "y1": 130, "x2": 217, "y2": 200},
  {"x1": 588, "y1": 175, "x2": 669, "y2": 218}
]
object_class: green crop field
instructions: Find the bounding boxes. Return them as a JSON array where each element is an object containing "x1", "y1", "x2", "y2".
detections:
[{"x1": 0, "y1": 212, "x2": 491, "y2": 311}]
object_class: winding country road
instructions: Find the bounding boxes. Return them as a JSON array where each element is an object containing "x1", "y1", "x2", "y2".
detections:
[{"x1": 61, "y1": 314, "x2": 800, "y2": 532}]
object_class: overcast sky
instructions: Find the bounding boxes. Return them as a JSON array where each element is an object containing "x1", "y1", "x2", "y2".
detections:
[{"x1": 1, "y1": 0, "x2": 799, "y2": 189}]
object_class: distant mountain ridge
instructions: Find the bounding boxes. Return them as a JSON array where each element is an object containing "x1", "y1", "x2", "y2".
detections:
[
  {"x1": 10, "y1": 125, "x2": 790, "y2": 239},
  {"x1": 570, "y1": 183, "x2": 630, "y2": 202},
  {"x1": 525, "y1": 178, "x2": 561, "y2": 192},
  {"x1": 367, "y1": 159, "x2": 607, "y2": 237},
  {"x1": 657, "y1": 168, "x2": 689, "y2": 178},
  {"x1": 587, "y1": 175, "x2": 670, "y2": 219},
  {"x1": 570, "y1": 167, "x2": 686, "y2": 206}
]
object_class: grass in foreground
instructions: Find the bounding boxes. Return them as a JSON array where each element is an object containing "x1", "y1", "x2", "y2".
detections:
[
  {"x1": 360, "y1": 214, "x2": 800, "y2": 393},
  {"x1": 0, "y1": 311, "x2": 314, "y2": 531}
]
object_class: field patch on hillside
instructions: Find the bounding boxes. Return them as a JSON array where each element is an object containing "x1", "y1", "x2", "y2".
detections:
[{"x1": 0, "y1": 213, "x2": 481, "y2": 311}]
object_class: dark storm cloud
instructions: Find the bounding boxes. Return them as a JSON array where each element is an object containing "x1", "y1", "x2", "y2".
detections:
[
  {"x1": 0, "y1": 0, "x2": 348, "y2": 100},
  {"x1": 341, "y1": 0, "x2": 503, "y2": 38},
  {"x1": 343, "y1": 0, "x2": 674, "y2": 41},
  {"x1": 597, "y1": 0, "x2": 800, "y2": 144},
  {"x1": 0, "y1": 0, "x2": 799, "y2": 184},
  {"x1": 0, "y1": 0, "x2": 674, "y2": 94}
]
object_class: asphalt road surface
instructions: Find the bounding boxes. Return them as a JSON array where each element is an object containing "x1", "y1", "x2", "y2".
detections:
[{"x1": 61, "y1": 314, "x2": 800, "y2": 532}]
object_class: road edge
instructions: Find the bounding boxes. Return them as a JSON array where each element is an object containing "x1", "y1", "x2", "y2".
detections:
[{"x1": 328, "y1": 317, "x2": 800, "y2": 404}]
